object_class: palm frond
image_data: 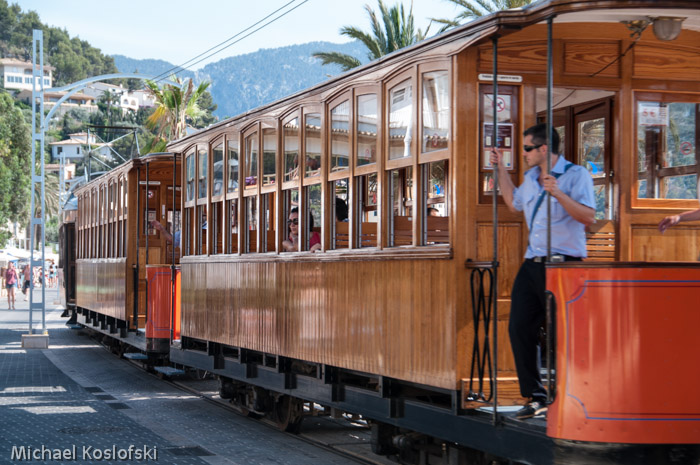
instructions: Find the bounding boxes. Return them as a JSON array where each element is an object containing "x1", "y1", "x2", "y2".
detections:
[{"x1": 312, "y1": 52, "x2": 362, "y2": 71}]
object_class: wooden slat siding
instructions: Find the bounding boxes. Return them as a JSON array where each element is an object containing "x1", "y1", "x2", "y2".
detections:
[
  {"x1": 393, "y1": 216, "x2": 413, "y2": 246},
  {"x1": 632, "y1": 225, "x2": 700, "y2": 262},
  {"x1": 586, "y1": 220, "x2": 616, "y2": 261},
  {"x1": 478, "y1": 41, "x2": 547, "y2": 75},
  {"x1": 181, "y1": 258, "x2": 457, "y2": 389},
  {"x1": 76, "y1": 259, "x2": 127, "y2": 320}
]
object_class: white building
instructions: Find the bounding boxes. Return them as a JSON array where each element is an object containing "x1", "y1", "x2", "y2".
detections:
[
  {"x1": 0, "y1": 58, "x2": 53, "y2": 91},
  {"x1": 83, "y1": 82, "x2": 155, "y2": 113},
  {"x1": 50, "y1": 132, "x2": 111, "y2": 161}
]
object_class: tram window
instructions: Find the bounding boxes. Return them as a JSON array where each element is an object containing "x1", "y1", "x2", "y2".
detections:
[
  {"x1": 211, "y1": 201, "x2": 223, "y2": 255},
  {"x1": 196, "y1": 205, "x2": 207, "y2": 255},
  {"x1": 577, "y1": 117, "x2": 608, "y2": 219},
  {"x1": 198, "y1": 148, "x2": 207, "y2": 199},
  {"x1": 422, "y1": 71, "x2": 449, "y2": 153},
  {"x1": 212, "y1": 143, "x2": 224, "y2": 197},
  {"x1": 183, "y1": 208, "x2": 191, "y2": 256},
  {"x1": 388, "y1": 167, "x2": 413, "y2": 246},
  {"x1": 305, "y1": 113, "x2": 322, "y2": 178},
  {"x1": 637, "y1": 100, "x2": 699, "y2": 199},
  {"x1": 245, "y1": 196, "x2": 258, "y2": 253},
  {"x1": 422, "y1": 160, "x2": 449, "y2": 245},
  {"x1": 245, "y1": 132, "x2": 258, "y2": 188},
  {"x1": 282, "y1": 189, "x2": 299, "y2": 252},
  {"x1": 227, "y1": 138, "x2": 239, "y2": 193},
  {"x1": 185, "y1": 152, "x2": 195, "y2": 202},
  {"x1": 331, "y1": 101, "x2": 350, "y2": 172},
  {"x1": 262, "y1": 193, "x2": 276, "y2": 252},
  {"x1": 332, "y1": 179, "x2": 349, "y2": 249},
  {"x1": 263, "y1": 128, "x2": 277, "y2": 186},
  {"x1": 227, "y1": 199, "x2": 239, "y2": 254},
  {"x1": 389, "y1": 80, "x2": 413, "y2": 160},
  {"x1": 284, "y1": 118, "x2": 299, "y2": 182},
  {"x1": 357, "y1": 94, "x2": 377, "y2": 166},
  {"x1": 305, "y1": 184, "x2": 322, "y2": 251},
  {"x1": 355, "y1": 173, "x2": 378, "y2": 248}
]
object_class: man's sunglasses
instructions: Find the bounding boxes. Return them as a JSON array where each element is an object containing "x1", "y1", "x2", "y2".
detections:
[
  {"x1": 523, "y1": 144, "x2": 543, "y2": 152},
  {"x1": 288, "y1": 219, "x2": 299, "y2": 225}
]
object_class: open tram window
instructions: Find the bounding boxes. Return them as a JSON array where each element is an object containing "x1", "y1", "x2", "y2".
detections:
[
  {"x1": 211, "y1": 201, "x2": 223, "y2": 255},
  {"x1": 331, "y1": 100, "x2": 350, "y2": 173},
  {"x1": 356, "y1": 93, "x2": 378, "y2": 167},
  {"x1": 282, "y1": 189, "x2": 300, "y2": 252},
  {"x1": 304, "y1": 184, "x2": 322, "y2": 252},
  {"x1": 212, "y1": 142, "x2": 224, "y2": 198},
  {"x1": 422, "y1": 70, "x2": 449, "y2": 154},
  {"x1": 196, "y1": 205, "x2": 207, "y2": 255},
  {"x1": 185, "y1": 150, "x2": 195, "y2": 202},
  {"x1": 283, "y1": 117, "x2": 300, "y2": 183},
  {"x1": 245, "y1": 131, "x2": 258, "y2": 188},
  {"x1": 305, "y1": 113, "x2": 322, "y2": 178},
  {"x1": 244, "y1": 196, "x2": 258, "y2": 253},
  {"x1": 636, "y1": 97, "x2": 699, "y2": 200},
  {"x1": 355, "y1": 173, "x2": 378, "y2": 248},
  {"x1": 198, "y1": 148, "x2": 208, "y2": 199},
  {"x1": 422, "y1": 160, "x2": 449, "y2": 245},
  {"x1": 331, "y1": 179, "x2": 349, "y2": 249},
  {"x1": 262, "y1": 127, "x2": 277, "y2": 187},
  {"x1": 262, "y1": 193, "x2": 276, "y2": 252},
  {"x1": 389, "y1": 79, "x2": 414, "y2": 160},
  {"x1": 388, "y1": 167, "x2": 413, "y2": 246},
  {"x1": 227, "y1": 199, "x2": 238, "y2": 254},
  {"x1": 227, "y1": 137, "x2": 239, "y2": 193}
]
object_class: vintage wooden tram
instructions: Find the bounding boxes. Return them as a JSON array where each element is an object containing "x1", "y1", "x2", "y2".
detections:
[{"x1": 65, "y1": 1, "x2": 700, "y2": 463}]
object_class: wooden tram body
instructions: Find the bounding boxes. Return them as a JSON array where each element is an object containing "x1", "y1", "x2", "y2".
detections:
[
  {"x1": 63, "y1": 1, "x2": 700, "y2": 463},
  {"x1": 73, "y1": 153, "x2": 181, "y2": 353}
]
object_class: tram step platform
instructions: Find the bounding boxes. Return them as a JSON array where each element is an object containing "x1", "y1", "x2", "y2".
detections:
[
  {"x1": 153, "y1": 366, "x2": 185, "y2": 377},
  {"x1": 123, "y1": 352, "x2": 148, "y2": 360},
  {"x1": 67, "y1": 324, "x2": 83, "y2": 330}
]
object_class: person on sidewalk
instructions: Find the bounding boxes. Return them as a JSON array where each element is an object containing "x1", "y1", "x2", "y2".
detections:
[
  {"x1": 5, "y1": 262, "x2": 19, "y2": 310},
  {"x1": 22, "y1": 264, "x2": 32, "y2": 300},
  {"x1": 490, "y1": 123, "x2": 595, "y2": 420}
]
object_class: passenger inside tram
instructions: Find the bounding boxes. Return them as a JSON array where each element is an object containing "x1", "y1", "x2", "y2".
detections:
[{"x1": 283, "y1": 207, "x2": 321, "y2": 252}]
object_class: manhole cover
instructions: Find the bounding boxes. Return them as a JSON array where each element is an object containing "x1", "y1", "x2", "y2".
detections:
[{"x1": 165, "y1": 446, "x2": 214, "y2": 457}]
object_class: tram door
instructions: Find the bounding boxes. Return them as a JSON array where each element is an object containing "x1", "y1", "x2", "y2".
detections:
[{"x1": 540, "y1": 91, "x2": 616, "y2": 260}]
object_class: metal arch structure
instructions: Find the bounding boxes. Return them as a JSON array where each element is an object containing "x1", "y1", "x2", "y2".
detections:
[{"x1": 28, "y1": 28, "x2": 180, "y2": 336}]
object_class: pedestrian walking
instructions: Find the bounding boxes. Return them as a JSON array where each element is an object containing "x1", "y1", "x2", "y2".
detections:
[{"x1": 5, "y1": 262, "x2": 19, "y2": 310}]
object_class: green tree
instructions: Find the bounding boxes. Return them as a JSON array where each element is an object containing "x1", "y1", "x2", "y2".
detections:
[
  {"x1": 431, "y1": 0, "x2": 536, "y2": 31},
  {"x1": 312, "y1": 0, "x2": 430, "y2": 72},
  {"x1": 144, "y1": 76, "x2": 210, "y2": 151},
  {"x1": 191, "y1": 91, "x2": 218, "y2": 129},
  {"x1": 0, "y1": 91, "x2": 31, "y2": 247}
]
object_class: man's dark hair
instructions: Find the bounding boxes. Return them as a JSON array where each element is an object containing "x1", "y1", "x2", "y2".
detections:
[
  {"x1": 335, "y1": 197, "x2": 348, "y2": 222},
  {"x1": 524, "y1": 123, "x2": 560, "y2": 154}
]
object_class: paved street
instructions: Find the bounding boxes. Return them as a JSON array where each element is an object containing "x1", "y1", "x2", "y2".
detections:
[{"x1": 0, "y1": 287, "x2": 375, "y2": 465}]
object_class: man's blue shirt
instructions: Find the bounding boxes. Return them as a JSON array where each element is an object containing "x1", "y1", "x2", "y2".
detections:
[{"x1": 512, "y1": 155, "x2": 595, "y2": 258}]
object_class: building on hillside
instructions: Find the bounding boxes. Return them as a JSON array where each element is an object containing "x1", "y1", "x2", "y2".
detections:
[
  {"x1": 0, "y1": 57, "x2": 53, "y2": 91},
  {"x1": 83, "y1": 82, "x2": 155, "y2": 113},
  {"x1": 16, "y1": 89, "x2": 98, "y2": 116},
  {"x1": 49, "y1": 132, "x2": 111, "y2": 161}
]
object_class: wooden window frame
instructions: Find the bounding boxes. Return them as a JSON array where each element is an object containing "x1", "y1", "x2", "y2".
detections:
[
  {"x1": 354, "y1": 85, "x2": 381, "y2": 177},
  {"x1": 282, "y1": 110, "x2": 301, "y2": 190},
  {"x1": 385, "y1": 70, "x2": 418, "y2": 171},
  {"x1": 302, "y1": 105, "x2": 324, "y2": 186},
  {"x1": 261, "y1": 120, "x2": 278, "y2": 194},
  {"x1": 418, "y1": 62, "x2": 451, "y2": 164},
  {"x1": 328, "y1": 91, "x2": 352, "y2": 181}
]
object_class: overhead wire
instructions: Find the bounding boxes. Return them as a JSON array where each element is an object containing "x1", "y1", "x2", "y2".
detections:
[{"x1": 150, "y1": 0, "x2": 309, "y2": 84}]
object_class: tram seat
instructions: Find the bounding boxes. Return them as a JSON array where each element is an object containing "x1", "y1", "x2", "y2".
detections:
[
  {"x1": 426, "y1": 216, "x2": 449, "y2": 244},
  {"x1": 586, "y1": 221, "x2": 615, "y2": 261},
  {"x1": 335, "y1": 222, "x2": 350, "y2": 247},
  {"x1": 333, "y1": 222, "x2": 377, "y2": 247},
  {"x1": 393, "y1": 216, "x2": 413, "y2": 245}
]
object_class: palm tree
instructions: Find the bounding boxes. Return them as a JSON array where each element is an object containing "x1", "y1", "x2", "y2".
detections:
[
  {"x1": 432, "y1": 0, "x2": 536, "y2": 31},
  {"x1": 143, "y1": 76, "x2": 210, "y2": 152},
  {"x1": 313, "y1": 0, "x2": 430, "y2": 72}
]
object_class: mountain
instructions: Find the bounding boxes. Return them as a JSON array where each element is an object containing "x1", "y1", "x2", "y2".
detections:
[{"x1": 113, "y1": 41, "x2": 367, "y2": 120}]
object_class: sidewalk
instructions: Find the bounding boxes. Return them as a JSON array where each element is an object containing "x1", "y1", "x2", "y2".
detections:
[{"x1": 0, "y1": 289, "x2": 368, "y2": 465}]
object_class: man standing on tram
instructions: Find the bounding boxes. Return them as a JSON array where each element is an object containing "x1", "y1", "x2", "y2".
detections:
[{"x1": 490, "y1": 123, "x2": 596, "y2": 420}]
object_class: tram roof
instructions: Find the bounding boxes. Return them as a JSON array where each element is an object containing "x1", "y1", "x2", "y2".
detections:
[
  {"x1": 168, "y1": 0, "x2": 700, "y2": 152},
  {"x1": 74, "y1": 152, "x2": 179, "y2": 194}
]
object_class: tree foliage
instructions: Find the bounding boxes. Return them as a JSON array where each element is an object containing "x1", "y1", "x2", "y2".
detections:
[
  {"x1": 0, "y1": 91, "x2": 31, "y2": 247},
  {"x1": 431, "y1": 0, "x2": 536, "y2": 31},
  {"x1": 313, "y1": 0, "x2": 430, "y2": 72}
]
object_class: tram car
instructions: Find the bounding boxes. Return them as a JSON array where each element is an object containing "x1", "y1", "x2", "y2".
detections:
[
  {"x1": 72, "y1": 152, "x2": 181, "y2": 355},
  {"x1": 65, "y1": 1, "x2": 700, "y2": 463}
]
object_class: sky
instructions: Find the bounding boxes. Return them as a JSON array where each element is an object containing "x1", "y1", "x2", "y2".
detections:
[{"x1": 14, "y1": 0, "x2": 462, "y2": 69}]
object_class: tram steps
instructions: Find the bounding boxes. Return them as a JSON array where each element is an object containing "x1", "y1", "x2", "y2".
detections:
[
  {"x1": 153, "y1": 366, "x2": 185, "y2": 377},
  {"x1": 123, "y1": 352, "x2": 148, "y2": 360}
]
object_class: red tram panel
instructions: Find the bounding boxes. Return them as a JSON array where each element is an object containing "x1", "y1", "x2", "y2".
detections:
[
  {"x1": 546, "y1": 264, "x2": 700, "y2": 444},
  {"x1": 146, "y1": 266, "x2": 181, "y2": 342}
]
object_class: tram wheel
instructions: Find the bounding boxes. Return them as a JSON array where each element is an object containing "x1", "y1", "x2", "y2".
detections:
[{"x1": 273, "y1": 395, "x2": 303, "y2": 433}]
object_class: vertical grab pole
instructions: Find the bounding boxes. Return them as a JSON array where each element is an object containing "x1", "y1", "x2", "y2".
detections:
[
  {"x1": 545, "y1": 16, "x2": 555, "y2": 404},
  {"x1": 133, "y1": 167, "x2": 140, "y2": 329},
  {"x1": 171, "y1": 153, "x2": 176, "y2": 344},
  {"x1": 491, "y1": 36, "x2": 499, "y2": 425},
  {"x1": 144, "y1": 161, "x2": 149, "y2": 325}
]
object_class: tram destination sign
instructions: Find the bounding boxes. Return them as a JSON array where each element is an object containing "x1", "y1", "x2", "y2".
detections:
[{"x1": 478, "y1": 73, "x2": 523, "y2": 83}]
